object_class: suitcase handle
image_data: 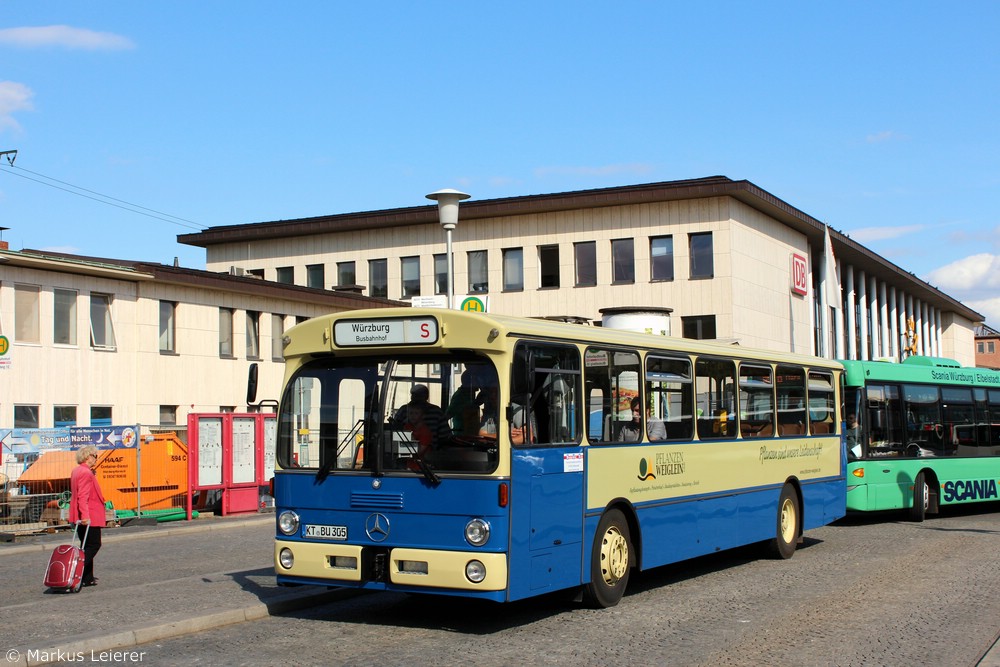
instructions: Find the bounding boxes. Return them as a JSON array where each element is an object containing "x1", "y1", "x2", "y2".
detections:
[{"x1": 73, "y1": 521, "x2": 91, "y2": 549}]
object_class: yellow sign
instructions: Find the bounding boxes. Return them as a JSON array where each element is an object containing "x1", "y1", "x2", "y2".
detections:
[
  {"x1": 461, "y1": 297, "x2": 485, "y2": 312},
  {"x1": 0, "y1": 335, "x2": 8, "y2": 355}
]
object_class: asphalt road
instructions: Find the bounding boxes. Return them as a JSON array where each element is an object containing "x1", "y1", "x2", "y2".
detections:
[{"x1": 33, "y1": 502, "x2": 1000, "y2": 667}]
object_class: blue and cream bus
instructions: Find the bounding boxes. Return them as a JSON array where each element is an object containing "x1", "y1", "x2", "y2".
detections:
[{"x1": 268, "y1": 308, "x2": 845, "y2": 607}]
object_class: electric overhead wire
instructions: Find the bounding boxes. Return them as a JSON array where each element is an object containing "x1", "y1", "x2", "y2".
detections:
[{"x1": 0, "y1": 163, "x2": 207, "y2": 232}]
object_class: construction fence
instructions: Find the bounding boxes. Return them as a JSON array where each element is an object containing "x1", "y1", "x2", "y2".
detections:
[{"x1": 1, "y1": 419, "x2": 274, "y2": 536}]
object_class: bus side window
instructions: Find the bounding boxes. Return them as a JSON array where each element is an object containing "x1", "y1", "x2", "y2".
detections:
[
  {"x1": 808, "y1": 371, "x2": 835, "y2": 435},
  {"x1": 645, "y1": 355, "x2": 693, "y2": 441},
  {"x1": 695, "y1": 357, "x2": 736, "y2": 440},
  {"x1": 776, "y1": 365, "x2": 806, "y2": 437},
  {"x1": 584, "y1": 346, "x2": 640, "y2": 444},
  {"x1": 513, "y1": 341, "x2": 581, "y2": 446}
]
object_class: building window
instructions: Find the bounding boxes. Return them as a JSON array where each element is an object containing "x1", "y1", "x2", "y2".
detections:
[
  {"x1": 682, "y1": 315, "x2": 716, "y2": 340},
  {"x1": 90, "y1": 406, "x2": 112, "y2": 427},
  {"x1": 612, "y1": 238, "x2": 635, "y2": 284},
  {"x1": 979, "y1": 342, "x2": 985, "y2": 353},
  {"x1": 54, "y1": 405, "x2": 77, "y2": 427},
  {"x1": 14, "y1": 405, "x2": 39, "y2": 428},
  {"x1": 90, "y1": 293, "x2": 117, "y2": 350},
  {"x1": 14, "y1": 284, "x2": 40, "y2": 344},
  {"x1": 272, "y1": 314, "x2": 285, "y2": 361},
  {"x1": 247, "y1": 269, "x2": 264, "y2": 279},
  {"x1": 219, "y1": 308, "x2": 234, "y2": 357},
  {"x1": 337, "y1": 261, "x2": 356, "y2": 287},
  {"x1": 434, "y1": 254, "x2": 448, "y2": 295},
  {"x1": 575, "y1": 241, "x2": 597, "y2": 287},
  {"x1": 503, "y1": 248, "x2": 524, "y2": 291},
  {"x1": 54, "y1": 288, "x2": 78, "y2": 346},
  {"x1": 306, "y1": 264, "x2": 325, "y2": 289},
  {"x1": 468, "y1": 250, "x2": 488, "y2": 293},
  {"x1": 369, "y1": 259, "x2": 388, "y2": 298},
  {"x1": 689, "y1": 232, "x2": 714, "y2": 279},
  {"x1": 159, "y1": 300, "x2": 177, "y2": 353},
  {"x1": 401, "y1": 256, "x2": 420, "y2": 298},
  {"x1": 539, "y1": 245, "x2": 560, "y2": 289},
  {"x1": 276, "y1": 267, "x2": 294, "y2": 284},
  {"x1": 990, "y1": 342, "x2": 997, "y2": 354},
  {"x1": 650, "y1": 236, "x2": 674, "y2": 281},
  {"x1": 220, "y1": 406, "x2": 236, "y2": 413},
  {"x1": 246, "y1": 310, "x2": 261, "y2": 359},
  {"x1": 159, "y1": 405, "x2": 177, "y2": 426}
]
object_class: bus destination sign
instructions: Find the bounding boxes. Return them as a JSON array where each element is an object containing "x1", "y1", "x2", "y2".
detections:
[{"x1": 334, "y1": 317, "x2": 439, "y2": 347}]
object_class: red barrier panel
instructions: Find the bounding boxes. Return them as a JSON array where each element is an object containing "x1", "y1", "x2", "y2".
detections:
[{"x1": 186, "y1": 414, "x2": 276, "y2": 519}]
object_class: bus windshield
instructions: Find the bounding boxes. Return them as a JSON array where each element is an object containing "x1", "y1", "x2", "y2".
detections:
[{"x1": 276, "y1": 354, "x2": 500, "y2": 477}]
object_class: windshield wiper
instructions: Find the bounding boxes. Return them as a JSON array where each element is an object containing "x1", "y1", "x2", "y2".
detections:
[
  {"x1": 316, "y1": 419, "x2": 365, "y2": 483},
  {"x1": 410, "y1": 455, "x2": 441, "y2": 485}
]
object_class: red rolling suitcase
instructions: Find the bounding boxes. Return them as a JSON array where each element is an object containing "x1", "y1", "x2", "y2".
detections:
[{"x1": 44, "y1": 523, "x2": 88, "y2": 593}]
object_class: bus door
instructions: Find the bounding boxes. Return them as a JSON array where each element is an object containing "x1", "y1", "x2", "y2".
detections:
[{"x1": 508, "y1": 342, "x2": 584, "y2": 600}]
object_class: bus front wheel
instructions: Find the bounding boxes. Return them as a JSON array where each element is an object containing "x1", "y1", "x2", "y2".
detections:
[
  {"x1": 583, "y1": 508, "x2": 632, "y2": 608},
  {"x1": 769, "y1": 484, "x2": 800, "y2": 560},
  {"x1": 910, "y1": 471, "x2": 929, "y2": 522}
]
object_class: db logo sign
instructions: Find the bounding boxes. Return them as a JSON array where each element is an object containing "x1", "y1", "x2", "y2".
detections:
[{"x1": 790, "y1": 253, "x2": 808, "y2": 296}]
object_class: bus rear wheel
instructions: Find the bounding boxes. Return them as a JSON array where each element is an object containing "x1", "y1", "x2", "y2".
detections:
[
  {"x1": 768, "y1": 484, "x2": 799, "y2": 559},
  {"x1": 910, "y1": 471, "x2": 929, "y2": 522},
  {"x1": 583, "y1": 508, "x2": 632, "y2": 608}
]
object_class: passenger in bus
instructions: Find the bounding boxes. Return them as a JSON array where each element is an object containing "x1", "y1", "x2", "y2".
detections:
[
  {"x1": 392, "y1": 384, "x2": 451, "y2": 443},
  {"x1": 478, "y1": 384, "x2": 500, "y2": 437},
  {"x1": 617, "y1": 397, "x2": 643, "y2": 442},
  {"x1": 404, "y1": 401, "x2": 435, "y2": 462},
  {"x1": 446, "y1": 368, "x2": 482, "y2": 436},
  {"x1": 511, "y1": 404, "x2": 536, "y2": 445},
  {"x1": 845, "y1": 413, "x2": 861, "y2": 458},
  {"x1": 647, "y1": 404, "x2": 667, "y2": 441}
]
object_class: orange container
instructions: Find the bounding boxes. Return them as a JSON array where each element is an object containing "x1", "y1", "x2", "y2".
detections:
[{"x1": 95, "y1": 434, "x2": 188, "y2": 513}]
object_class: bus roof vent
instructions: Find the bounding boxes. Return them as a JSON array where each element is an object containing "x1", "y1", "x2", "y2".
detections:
[
  {"x1": 599, "y1": 306, "x2": 673, "y2": 336},
  {"x1": 902, "y1": 355, "x2": 962, "y2": 368}
]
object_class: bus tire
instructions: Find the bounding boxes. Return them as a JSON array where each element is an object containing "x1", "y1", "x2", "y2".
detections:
[
  {"x1": 910, "y1": 471, "x2": 928, "y2": 522},
  {"x1": 768, "y1": 484, "x2": 799, "y2": 560},
  {"x1": 583, "y1": 508, "x2": 632, "y2": 608}
]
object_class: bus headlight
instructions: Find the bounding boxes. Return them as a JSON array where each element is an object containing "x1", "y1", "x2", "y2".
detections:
[
  {"x1": 465, "y1": 518, "x2": 490, "y2": 546},
  {"x1": 465, "y1": 560, "x2": 487, "y2": 583},
  {"x1": 278, "y1": 511, "x2": 300, "y2": 536},
  {"x1": 278, "y1": 547, "x2": 294, "y2": 570}
]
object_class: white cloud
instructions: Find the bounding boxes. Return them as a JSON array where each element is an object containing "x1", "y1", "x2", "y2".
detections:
[
  {"x1": 533, "y1": 163, "x2": 655, "y2": 179},
  {"x1": 0, "y1": 81, "x2": 34, "y2": 132},
  {"x1": 967, "y1": 297, "x2": 1000, "y2": 328},
  {"x1": 488, "y1": 176, "x2": 520, "y2": 188},
  {"x1": 847, "y1": 223, "x2": 927, "y2": 243},
  {"x1": 866, "y1": 130, "x2": 907, "y2": 144},
  {"x1": 925, "y1": 253, "x2": 1000, "y2": 291},
  {"x1": 0, "y1": 25, "x2": 134, "y2": 50}
]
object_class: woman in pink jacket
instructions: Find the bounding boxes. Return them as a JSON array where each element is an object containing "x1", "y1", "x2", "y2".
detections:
[{"x1": 69, "y1": 445, "x2": 106, "y2": 587}]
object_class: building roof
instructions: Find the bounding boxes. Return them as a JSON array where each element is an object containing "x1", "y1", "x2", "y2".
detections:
[
  {"x1": 175, "y1": 175, "x2": 983, "y2": 323},
  {"x1": 0, "y1": 248, "x2": 405, "y2": 310}
]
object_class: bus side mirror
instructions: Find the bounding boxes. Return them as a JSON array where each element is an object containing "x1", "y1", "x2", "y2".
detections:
[{"x1": 247, "y1": 363, "x2": 259, "y2": 406}]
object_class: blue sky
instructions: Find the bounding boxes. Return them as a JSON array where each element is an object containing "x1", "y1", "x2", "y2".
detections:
[{"x1": 1, "y1": 3, "x2": 999, "y2": 324}]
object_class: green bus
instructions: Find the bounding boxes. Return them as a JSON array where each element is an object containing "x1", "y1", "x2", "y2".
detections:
[{"x1": 843, "y1": 356, "x2": 1000, "y2": 521}]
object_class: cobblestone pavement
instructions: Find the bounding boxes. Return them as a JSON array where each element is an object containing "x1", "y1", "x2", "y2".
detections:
[{"x1": 25, "y1": 503, "x2": 997, "y2": 667}]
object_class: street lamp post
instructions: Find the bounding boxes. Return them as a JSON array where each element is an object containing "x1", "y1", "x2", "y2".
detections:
[{"x1": 426, "y1": 189, "x2": 470, "y2": 309}]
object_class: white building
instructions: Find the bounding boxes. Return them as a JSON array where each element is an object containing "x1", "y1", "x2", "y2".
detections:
[
  {"x1": 179, "y1": 176, "x2": 982, "y2": 365},
  {"x1": 0, "y1": 247, "x2": 399, "y2": 433}
]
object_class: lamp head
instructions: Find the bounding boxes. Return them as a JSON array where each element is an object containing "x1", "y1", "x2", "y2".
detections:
[{"x1": 426, "y1": 189, "x2": 470, "y2": 230}]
